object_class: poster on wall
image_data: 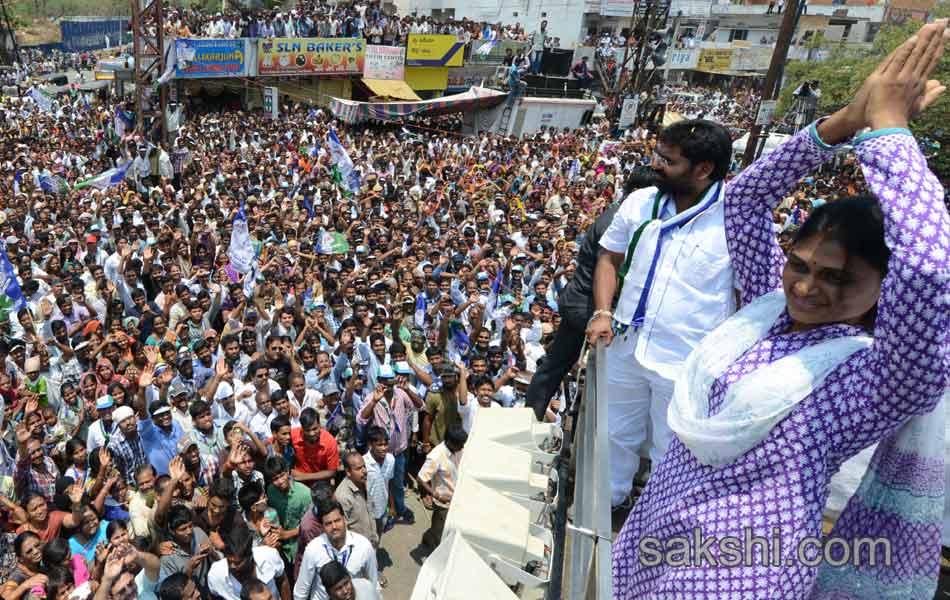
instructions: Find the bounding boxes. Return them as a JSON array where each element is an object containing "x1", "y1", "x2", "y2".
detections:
[
  {"x1": 363, "y1": 45, "x2": 406, "y2": 80},
  {"x1": 258, "y1": 38, "x2": 365, "y2": 75}
]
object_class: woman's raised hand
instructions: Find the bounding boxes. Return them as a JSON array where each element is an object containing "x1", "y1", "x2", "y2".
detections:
[{"x1": 864, "y1": 19, "x2": 948, "y2": 130}]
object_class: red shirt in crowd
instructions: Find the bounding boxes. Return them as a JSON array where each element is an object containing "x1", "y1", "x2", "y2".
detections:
[{"x1": 290, "y1": 427, "x2": 340, "y2": 475}]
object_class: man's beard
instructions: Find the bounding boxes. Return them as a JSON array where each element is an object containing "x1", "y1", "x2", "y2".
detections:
[{"x1": 623, "y1": 166, "x2": 690, "y2": 198}]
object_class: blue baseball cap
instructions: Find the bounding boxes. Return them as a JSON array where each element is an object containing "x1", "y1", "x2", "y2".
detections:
[
  {"x1": 378, "y1": 365, "x2": 396, "y2": 380},
  {"x1": 96, "y1": 395, "x2": 114, "y2": 410},
  {"x1": 394, "y1": 361, "x2": 412, "y2": 376}
]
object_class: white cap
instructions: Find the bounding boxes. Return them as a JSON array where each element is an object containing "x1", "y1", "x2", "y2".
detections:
[
  {"x1": 214, "y1": 381, "x2": 234, "y2": 401},
  {"x1": 113, "y1": 406, "x2": 136, "y2": 424}
]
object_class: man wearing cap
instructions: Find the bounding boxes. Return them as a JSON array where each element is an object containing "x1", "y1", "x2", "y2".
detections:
[
  {"x1": 168, "y1": 380, "x2": 194, "y2": 434},
  {"x1": 404, "y1": 329, "x2": 429, "y2": 371},
  {"x1": 136, "y1": 399, "x2": 183, "y2": 477},
  {"x1": 317, "y1": 380, "x2": 350, "y2": 437},
  {"x1": 108, "y1": 404, "x2": 149, "y2": 485},
  {"x1": 177, "y1": 430, "x2": 216, "y2": 491},
  {"x1": 357, "y1": 364, "x2": 423, "y2": 526},
  {"x1": 87, "y1": 395, "x2": 116, "y2": 452},
  {"x1": 172, "y1": 349, "x2": 199, "y2": 400},
  {"x1": 422, "y1": 363, "x2": 469, "y2": 454}
]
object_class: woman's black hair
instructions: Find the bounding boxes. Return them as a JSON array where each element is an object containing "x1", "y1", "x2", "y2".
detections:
[
  {"x1": 791, "y1": 194, "x2": 890, "y2": 329},
  {"x1": 13, "y1": 531, "x2": 40, "y2": 558},
  {"x1": 42, "y1": 537, "x2": 70, "y2": 567},
  {"x1": 65, "y1": 437, "x2": 85, "y2": 462},
  {"x1": 791, "y1": 195, "x2": 890, "y2": 277},
  {"x1": 106, "y1": 518, "x2": 129, "y2": 541},
  {"x1": 107, "y1": 380, "x2": 126, "y2": 403}
]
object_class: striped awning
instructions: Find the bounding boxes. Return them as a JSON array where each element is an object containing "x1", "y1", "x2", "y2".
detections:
[{"x1": 329, "y1": 86, "x2": 507, "y2": 125}]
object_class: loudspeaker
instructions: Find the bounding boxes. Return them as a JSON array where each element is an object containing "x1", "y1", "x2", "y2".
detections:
[{"x1": 540, "y1": 48, "x2": 573, "y2": 76}]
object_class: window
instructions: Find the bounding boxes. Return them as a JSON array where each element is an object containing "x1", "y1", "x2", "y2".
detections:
[{"x1": 728, "y1": 29, "x2": 748, "y2": 41}]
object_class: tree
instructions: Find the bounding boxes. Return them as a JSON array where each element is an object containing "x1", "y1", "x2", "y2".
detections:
[{"x1": 777, "y1": 3, "x2": 950, "y2": 180}]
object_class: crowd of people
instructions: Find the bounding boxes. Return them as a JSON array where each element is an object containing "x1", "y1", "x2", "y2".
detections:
[
  {"x1": 166, "y1": 0, "x2": 536, "y2": 48},
  {"x1": 0, "y1": 31, "x2": 665, "y2": 597}
]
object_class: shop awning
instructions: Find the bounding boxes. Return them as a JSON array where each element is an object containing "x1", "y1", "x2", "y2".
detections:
[
  {"x1": 329, "y1": 86, "x2": 507, "y2": 125},
  {"x1": 361, "y1": 78, "x2": 420, "y2": 101}
]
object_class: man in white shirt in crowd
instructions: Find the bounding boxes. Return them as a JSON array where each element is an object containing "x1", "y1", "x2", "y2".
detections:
[
  {"x1": 363, "y1": 426, "x2": 395, "y2": 536},
  {"x1": 587, "y1": 119, "x2": 736, "y2": 509},
  {"x1": 294, "y1": 499, "x2": 378, "y2": 600},
  {"x1": 418, "y1": 425, "x2": 467, "y2": 548},
  {"x1": 208, "y1": 526, "x2": 291, "y2": 600}
]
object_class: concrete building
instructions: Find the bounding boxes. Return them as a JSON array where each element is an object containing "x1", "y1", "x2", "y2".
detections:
[
  {"x1": 395, "y1": 0, "x2": 665, "y2": 48},
  {"x1": 660, "y1": 0, "x2": 906, "y2": 81}
]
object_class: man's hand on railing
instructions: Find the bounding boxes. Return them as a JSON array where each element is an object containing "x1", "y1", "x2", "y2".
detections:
[{"x1": 585, "y1": 310, "x2": 614, "y2": 347}]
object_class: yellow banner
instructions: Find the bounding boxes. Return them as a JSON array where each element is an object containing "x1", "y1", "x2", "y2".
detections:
[
  {"x1": 406, "y1": 34, "x2": 464, "y2": 67},
  {"x1": 258, "y1": 38, "x2": 365, "y2": 76},
  {"x1": 697, "y1": 48, "x2": 733, "y2": 72}
]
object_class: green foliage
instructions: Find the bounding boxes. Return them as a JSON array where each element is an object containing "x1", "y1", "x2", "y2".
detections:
[{"x1": 778, "y1": 3, "x2": 950, "y2": 179}]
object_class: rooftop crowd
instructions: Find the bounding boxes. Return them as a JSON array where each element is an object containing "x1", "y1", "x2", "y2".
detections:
[{"x1": 166, "y1": 0, "x2": 536, "y2": 47}]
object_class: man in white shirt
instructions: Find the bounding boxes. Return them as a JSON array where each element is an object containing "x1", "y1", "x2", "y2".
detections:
[
  {"x1": 363, "y1": 426, "x2": 395, "y2": 535},
  {"x1": 208, "y1": 526, "x2": 291, "y2": 600},
  {"x1": 587, "y1": 119, "x2": 736, "y2": 509},
  {"x1": 530, "y1": 20, "x2": 548, "y2": 74},
  {"x1": 294, "y1": 500, "x2": 378, "y2": 600}
]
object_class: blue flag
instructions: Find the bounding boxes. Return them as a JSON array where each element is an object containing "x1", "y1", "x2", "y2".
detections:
[
  {"x1": 327, "y1": 129, "x2": 361, "y2": 195},
  {"x1": 29, "y1": 87, "x2": 52, "y2": 112},
  {"x1": 242, "y1": 264, "x2": 257, "y2": 299},
  {"x1": 228, "y1": 203, "x2": 255, "y2": 274},
  {"x1": 414, "y1": 293, "x2": 427, "y2": 328},
  {"x1": 38, "y1": 173, "x2": 68, "y2": 195},
  {"x1": 491, "y1": 266, "x2": 504, "y2": 308},
  {"x1": 447, "y1": 320, "x2": 470, "y2": 355},
  {"x1": 0, "y1": 244, "x2": 26, "y2": 319}
]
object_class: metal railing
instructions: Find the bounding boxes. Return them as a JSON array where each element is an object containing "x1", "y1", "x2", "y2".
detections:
[{"x1": 545, "y1": 340, "x2": 613, "y2": 600}]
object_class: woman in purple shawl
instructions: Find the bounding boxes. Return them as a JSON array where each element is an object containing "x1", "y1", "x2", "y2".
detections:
[{"x1": 613, "y1": 21, "x2": 950, "y2": 599}]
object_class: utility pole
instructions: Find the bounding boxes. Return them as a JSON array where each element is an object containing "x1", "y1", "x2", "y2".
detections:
[
  {"x1": 0, "y1": 0, "x2": 21, "y2": 67},
  {"x1": 131, "y1": 0, "x2": 167, "y2": 145},
  {"x1": 741, "y1": 0, "x2": 801, "y2": 167}
]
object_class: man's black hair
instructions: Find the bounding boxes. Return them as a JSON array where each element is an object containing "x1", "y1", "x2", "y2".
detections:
[{"x1": 657, "y1": 119, "x2": 732, "y2": 181}]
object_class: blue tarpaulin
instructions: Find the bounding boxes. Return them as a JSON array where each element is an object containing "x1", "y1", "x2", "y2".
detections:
[{"x1": 60, "y1": 17, "x2": 129, "y2": 52}]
